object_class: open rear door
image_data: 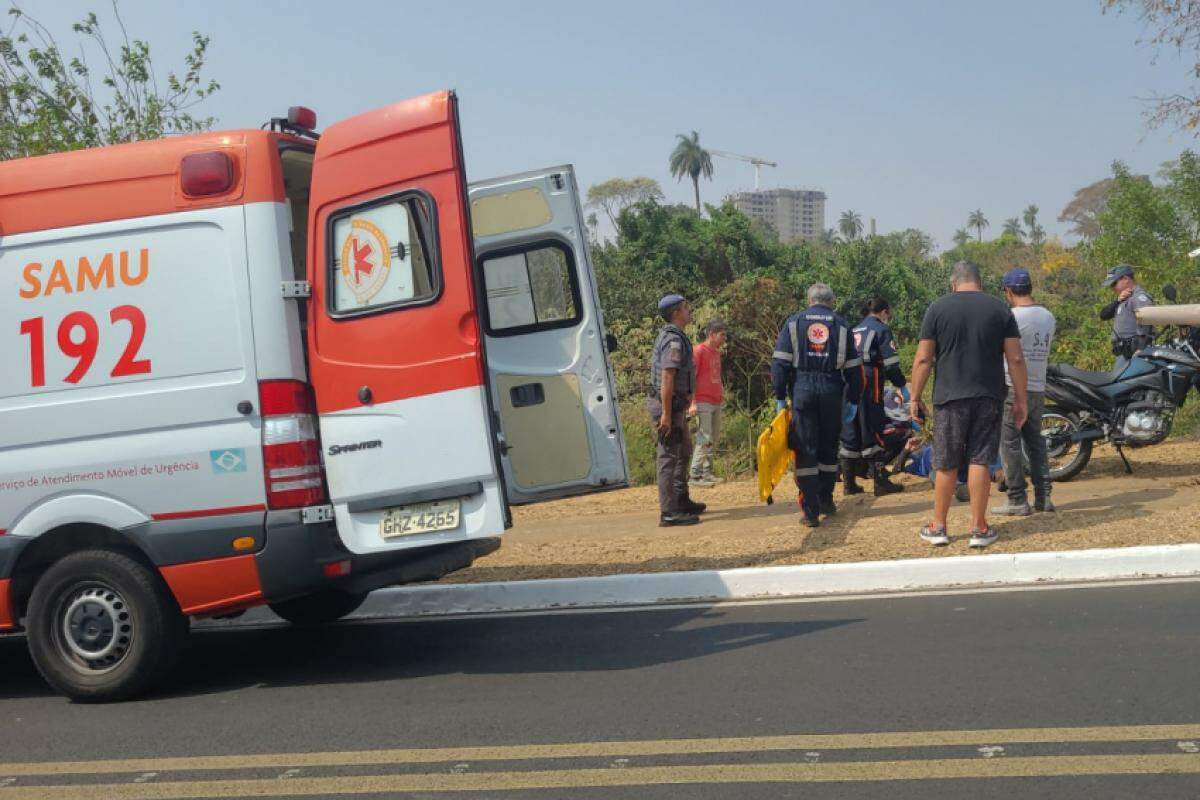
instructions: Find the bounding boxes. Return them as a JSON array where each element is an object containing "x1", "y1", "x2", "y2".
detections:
[
  {"x1": 307, "y1": 91, "x2": 507, "y2": 554},
  {"x1": 469, "y1": 166, "x2": 629, "y2": 504}
]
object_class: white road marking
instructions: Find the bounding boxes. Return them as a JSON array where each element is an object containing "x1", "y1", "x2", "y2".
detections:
[
  {"x1": 978, "y1": 746, "x2": 1005, "y2": 758},
  {"x1": 277, "y1": 769, "x2": 301, "y2": 780},
  {"x1": 132, "y1": 773, "x2": 156, "y2": 784},
  {"x1": 1178, "y1": 741, "x2": 1199, "y2": 753}
]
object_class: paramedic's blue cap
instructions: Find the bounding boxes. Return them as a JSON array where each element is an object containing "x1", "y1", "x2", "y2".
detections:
[
  {"x1": 658, "y1": 294, "x2": 686, "y2": 311},
  {"x1": 1103, "y1": 264, "x2": 1135, "y2": 287},
  {"x1": 1002, "y1": 268, "x2": 1032, "y2": 290}
]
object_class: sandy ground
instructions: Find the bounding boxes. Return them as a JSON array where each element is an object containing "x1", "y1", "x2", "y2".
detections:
[{"x1": 448, "y1": 439, "x2": 1200, "y2": 583}]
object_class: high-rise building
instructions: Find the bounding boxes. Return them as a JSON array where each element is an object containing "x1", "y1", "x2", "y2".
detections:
[{"x1": 726, "y1": 188, "x2": 827, "y2": 242}]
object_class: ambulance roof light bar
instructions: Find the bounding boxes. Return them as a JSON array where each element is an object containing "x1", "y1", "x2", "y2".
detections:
[{"x1": 266, "y1": 106, "x2": 320, "y2": 139}]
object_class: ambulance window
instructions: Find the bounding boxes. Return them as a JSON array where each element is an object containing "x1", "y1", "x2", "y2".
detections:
[
  {"x1": 482, "y1": 241, "x2": 580, "y2": 335},
  {"x1": 328, "y1": 193, "x2": 439, "y2": 316},
  {"x1": 279, "y1": 147, "x2": 313, "y2": 281}
]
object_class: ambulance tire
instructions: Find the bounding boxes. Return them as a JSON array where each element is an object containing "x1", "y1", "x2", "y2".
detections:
[
  {"x1": 269, "y1": 588, "x2": 369, "y2": 626},
  {"x1": 26, "y1": 549, "x2": 188, "y2": 703}
]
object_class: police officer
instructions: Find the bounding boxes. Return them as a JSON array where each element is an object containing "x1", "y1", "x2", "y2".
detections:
[
  {"x1": 771, "y1": 283, "x2": 863, "y2": 528},
  {"x1": 1099, "y1": 264, "x2": 1154, "y2": 370},
  {"x1": 839, "y1": 296, "x2": 907, "y2": 497},
  {"x1": 649, "y1": 294, "x2": 706, "y2": 526}
]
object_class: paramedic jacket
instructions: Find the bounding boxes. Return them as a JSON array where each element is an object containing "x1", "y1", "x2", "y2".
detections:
[
  {"x1": 854, "y1": 315, "x2": 906, "y2": 392},
  {"x1": 771, "y1": 305, "x2": 863, "y2": 406}
]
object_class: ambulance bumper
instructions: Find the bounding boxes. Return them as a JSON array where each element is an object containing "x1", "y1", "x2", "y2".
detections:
[{"x1": 255, "y1": 510, "x2": 499, "y2": 603}]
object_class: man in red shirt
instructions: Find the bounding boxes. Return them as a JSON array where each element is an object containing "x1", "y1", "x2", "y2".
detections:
[{"x1": 689, "y1": 319, "x2": 727, "y2": 486}]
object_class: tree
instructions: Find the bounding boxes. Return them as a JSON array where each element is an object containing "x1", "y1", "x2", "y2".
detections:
[
  {"x1": 585, "y1": 177, "x2": 664, "y2": 227},
  {"x1": 952, "y1": 228, "x2": 971, "y2": 247},
  {"x1": 1002, "y1": 217, "x2": 1025, "y2": 240},
  {"x1": 1090, "y1": 160, "x2": 1191, "y2": 288},
  {"x1": 669, "y1": 130, "x2": 714, "y2": 214},
  {"x1": 1104, "y1": 1, "x2": 1200, "y2": 135},
  {"x1": 967, "y1": 209, "x2": 990, "y2": 241},
  {"x1": 1059, "y1": 176, "x2": 1147, "y2": 239},
  {"x1": 838, "y1": 209, "x2": 863, "y2": 240},
  {"x1": 1, "y1": 3, "x2": 220, "y2": 159},
  {"x1": 1023, "y1": 204, "x2": 1046, "y2": 245}
]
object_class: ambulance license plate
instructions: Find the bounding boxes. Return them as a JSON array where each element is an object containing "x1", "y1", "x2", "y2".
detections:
[{"x1": 380, "y1": 499, "x2": 461, "y2": 538}]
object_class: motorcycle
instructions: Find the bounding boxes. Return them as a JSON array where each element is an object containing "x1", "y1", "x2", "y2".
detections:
[{"x1": 1043, "y1": 285, "x2": 1200, "y2": 481}]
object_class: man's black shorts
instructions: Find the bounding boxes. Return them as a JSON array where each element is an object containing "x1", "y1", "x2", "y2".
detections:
[{"x1": 932, "y1": 397, "x2": 1002, "y2": 471}]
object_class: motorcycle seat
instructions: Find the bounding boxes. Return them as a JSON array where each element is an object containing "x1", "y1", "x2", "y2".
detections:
[{"x1": 1048, "y1": 363, "x2": 1122, "y2": 386}]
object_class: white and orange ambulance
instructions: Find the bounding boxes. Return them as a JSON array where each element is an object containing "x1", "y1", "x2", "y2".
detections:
[{"x1": 0, "y1": 91, "x2": 628, "y2": 700}]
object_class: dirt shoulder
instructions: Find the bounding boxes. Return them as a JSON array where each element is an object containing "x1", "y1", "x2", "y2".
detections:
[{"x1": 449, "y1": 440, "x2": 1200, "y2": 583}]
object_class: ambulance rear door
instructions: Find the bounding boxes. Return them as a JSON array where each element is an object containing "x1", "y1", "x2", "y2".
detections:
[
  {"x1": 306, "y1": 91, "x2": 507, "y2": 555},
  {"x1": 469, "y1": 166, "x2": 629, "y2": 504}
]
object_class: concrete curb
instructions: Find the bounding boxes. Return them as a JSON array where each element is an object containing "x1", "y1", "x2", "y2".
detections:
[{"x1": 229, "y1": 543, "x2": 1200, "y2": 624}]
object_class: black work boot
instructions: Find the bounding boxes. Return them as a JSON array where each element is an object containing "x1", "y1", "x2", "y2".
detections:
[
  {"x1": 841, "y1": 459, "x2": 865, "y2": 495},
  {"x1": 801, "y1": 512, "x2": 821, "y2": 528},
  {"x1": 872, "y1": 464, "x2": 904, "y2": 496},
  {"x1": 681, "y1": 498, "x2": 707, "y2": 515},
  {"x1": 819, "y1": 495, "x2": 837, "y2": 516}
]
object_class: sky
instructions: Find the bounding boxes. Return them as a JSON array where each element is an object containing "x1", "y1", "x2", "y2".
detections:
[{"x1": 19, "y1": 0, "x2": 1200, "y2": 248}]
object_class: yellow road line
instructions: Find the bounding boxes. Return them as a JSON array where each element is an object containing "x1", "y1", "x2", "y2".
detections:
[
  {"x1": 0, "y1": 754, "x2": 1197, "y2": 799},
  {"x1": 0, "y1": 724, "x2": 1197, "y2": 777}
]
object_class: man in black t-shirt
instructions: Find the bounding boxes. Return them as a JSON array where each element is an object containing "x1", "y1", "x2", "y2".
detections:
[{"x1": 908, "y1": 260, "x2": 1028, "y2": 549}]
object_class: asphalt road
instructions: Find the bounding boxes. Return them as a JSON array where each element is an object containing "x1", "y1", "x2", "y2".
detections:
[{"x1": 1, "y1": 579, "x2": 1199, "y2": 798}]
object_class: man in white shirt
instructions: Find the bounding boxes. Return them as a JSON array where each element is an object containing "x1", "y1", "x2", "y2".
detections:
[{"x1": 993, "y1": 268, "x2": 1057, "y2": 516}]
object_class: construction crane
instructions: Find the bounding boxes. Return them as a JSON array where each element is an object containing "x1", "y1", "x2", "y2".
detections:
[{"x1": 710, "y1": 150, "x2": 778, "y2": 190}]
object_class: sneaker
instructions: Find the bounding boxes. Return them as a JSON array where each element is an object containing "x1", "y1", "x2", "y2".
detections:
[
  {"x1": 689, "y1": 475, "x2": 717, "y2": 487},
  {"x1": 819, "y1": 497, "x2": 837, "y2": 516},
  {"x1": 1034, "y1": 498, "x2": 1056, "y2": 513},
  {"x1": 701, "y1": 473, "x2": 724, "y2": 485},
  {"x1": 681, "y1": 499, "x2": 707, "y2": 515},
  {"x1": 969, "y1": 527, "x2": 999, "y2": 548},
  {"x1": 659, "y1": 512, "x2": 700, "y2": 527},
  {"x1": 954, "y1": 484, "x2": 970, "y2": 503},
  {"x1": 920, "y1": 524, "x2": 950, "y2": 546},
  {"x1": 990, "y1": 502, "x2": 1031, "y2": 517}
]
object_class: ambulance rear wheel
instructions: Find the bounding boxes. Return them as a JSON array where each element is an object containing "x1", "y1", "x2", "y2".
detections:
[
  {"x1": 26, "y1": 549, "x2": 187, "y2": 703},
  {"x1": 269, "y1": 588, "x2": 368, "y2": 626}
]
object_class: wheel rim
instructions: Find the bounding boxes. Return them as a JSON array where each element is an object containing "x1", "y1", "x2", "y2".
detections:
[
  {"x1": 1041, "y1": 412, "x2": 1079, "y2": 472},
  {"x1": 54, "y1": 584, "x2": 134, "y2": 673}
]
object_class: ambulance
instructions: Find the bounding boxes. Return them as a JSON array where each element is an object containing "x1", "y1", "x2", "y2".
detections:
[{"x1": 0, "y1": 91, "x2": 628, "y2": 700}]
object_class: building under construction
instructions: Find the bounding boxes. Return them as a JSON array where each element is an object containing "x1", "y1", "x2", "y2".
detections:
[{"x1": 726, "y1": 187, "x2": 827, "y2": 242}]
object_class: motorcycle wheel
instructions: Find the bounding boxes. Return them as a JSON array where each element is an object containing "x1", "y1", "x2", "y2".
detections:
[{"x1": 1042, "y1": 407, "x2": 1093, "y2": 482}]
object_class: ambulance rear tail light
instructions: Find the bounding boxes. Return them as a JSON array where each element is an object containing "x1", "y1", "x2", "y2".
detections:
[
  {"x1": 258, "y1": 380, "x2": 327, "y2": 509},
  {"x1": 180, "y1": 151, "x2": 235, "y2": 197}
]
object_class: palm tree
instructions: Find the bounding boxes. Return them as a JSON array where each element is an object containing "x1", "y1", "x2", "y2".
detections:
[
  {"x1": 1002, "y1": 217, "x2": 1025, "y2": 240},
  {"x1": 669, "y1": 131, "x2": 714, "y2": 214},
  {"x1": 1024, "y1": 204, "x2": 1045, "y2": 246},
  {"x1": 839, "y1": 210, "x2": 864, "y2": 240},
  {"x1": 952, "y1": 228, "x2": 971, "y2": 248},
  {"x1": 967, "y1": 209, "x2": 990, "y2": 242}
]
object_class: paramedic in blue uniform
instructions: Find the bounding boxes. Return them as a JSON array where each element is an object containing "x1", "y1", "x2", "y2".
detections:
[
  {"x1": 771, "y1": 283, "x2": 863, "y2": 528},
  {"x1": 840, "y1": 296, "x2": 907, "y2": 497},
  {"x1": 649, "y1": 294, "x2": 706, "y2": 527}
]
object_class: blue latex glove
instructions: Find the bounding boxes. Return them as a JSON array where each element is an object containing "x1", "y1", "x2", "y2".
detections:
[
  {"x1": 843, "y1": 402, "x2": 858, "y2": 425},
  {"x1": 899, "y1": 386, "x2": 911, "y2": 403},
  {"x1": 775, "y1": 399, "x2": 787, "y2": 413}
]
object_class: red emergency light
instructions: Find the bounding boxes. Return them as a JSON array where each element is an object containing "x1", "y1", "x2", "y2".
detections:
[
  {"x1": 180, "y1": 151, "x2": 235, "y2": 197},
  {"x1": 288, "y1": 106, "x2": 317, "y2": 131}
]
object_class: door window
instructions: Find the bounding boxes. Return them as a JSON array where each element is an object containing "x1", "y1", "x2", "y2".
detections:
[
  {"x1": 482, "y1": 242, "x2": 580, "y2": 335},
  {"x1": 328, "y1": 193, "x2": 439, "y2": 316}
]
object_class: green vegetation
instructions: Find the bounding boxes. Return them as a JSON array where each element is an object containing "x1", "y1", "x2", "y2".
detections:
[
  {"x1": 0, "y1": 4, "x2": 219, "y2": 159},
  {"x1": 598, "y1": 152, "x2": 1200, "y2": 484}
]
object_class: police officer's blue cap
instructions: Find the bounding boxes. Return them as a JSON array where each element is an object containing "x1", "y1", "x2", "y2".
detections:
[
  {"x1": 658, "y1": 294, "x2": 686, "y2": 311},
  {"x1": 1002, "y1": 268, "x2": 1032, "y2": 290},
  {"x1": 1103, "y1": 264, "x2": 1135, "y2": 287}
]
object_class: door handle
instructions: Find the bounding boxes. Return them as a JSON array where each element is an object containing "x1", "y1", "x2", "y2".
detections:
[{"x1": 509, "y1": 382, "x2": 545, "y2": 408}]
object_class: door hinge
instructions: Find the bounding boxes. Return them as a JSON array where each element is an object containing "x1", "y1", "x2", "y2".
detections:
[
  {"x1": 301, "y1": 504, "x2": 334, "y2": 524},
  {"x1": 281, "y1": 280, "x2": 311, "y2": 299}
]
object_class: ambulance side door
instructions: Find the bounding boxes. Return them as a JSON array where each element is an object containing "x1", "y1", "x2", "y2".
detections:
[{"x1": 469, "y1": 166, "x2": 628, "y2": 504}]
